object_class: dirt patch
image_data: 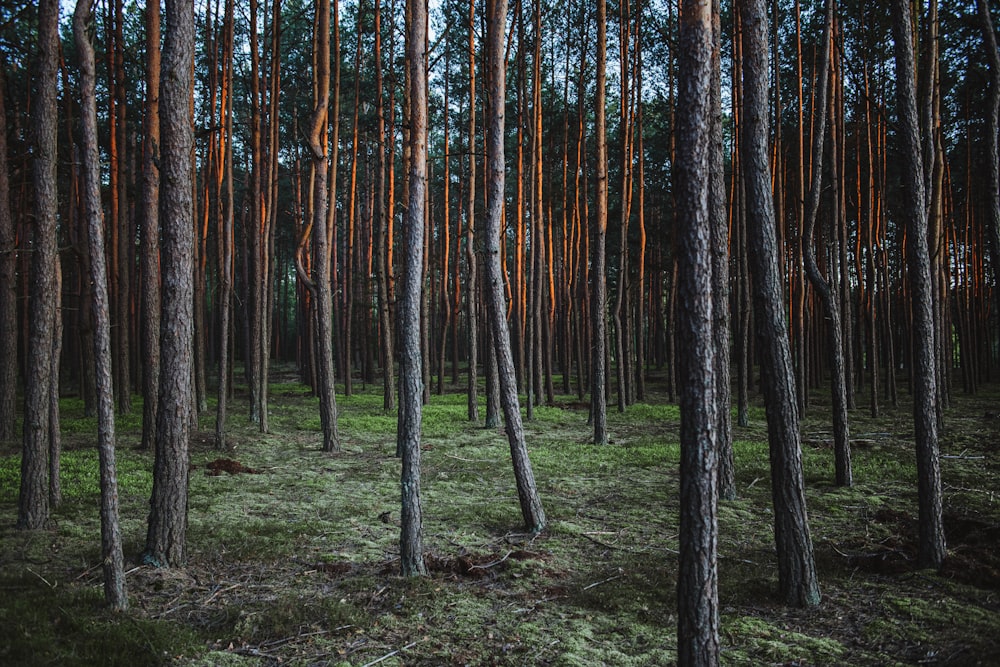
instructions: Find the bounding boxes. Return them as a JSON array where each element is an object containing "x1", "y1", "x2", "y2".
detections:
[{"x1": 202, "y1": 458, "x2": 261, "y2": 476}]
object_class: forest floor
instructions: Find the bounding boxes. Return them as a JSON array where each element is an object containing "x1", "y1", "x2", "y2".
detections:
[{"x1": 2, "y1": 367, "x2": 1000, "y2": 666}]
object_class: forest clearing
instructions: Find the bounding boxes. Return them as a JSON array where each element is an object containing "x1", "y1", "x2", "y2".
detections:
[{"x1": 2, "y1": 369, "x2": 999, "y2": 666}]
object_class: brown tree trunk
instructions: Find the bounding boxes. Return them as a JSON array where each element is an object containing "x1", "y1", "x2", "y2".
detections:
[
  {"x1": 978, "y1": 0, "x2": 1000, "y2": 329},
  {"x1": 74, "y1": 0, "x2": 127, "y2": 609},
  {"x1": 740, "y1": 0, "x2": 821, "y2": 607},
  {"x1": 375, "y1": 0, "x2": 395, "y2": 412},
  {"x1": 676, "y1": 0, "x2": 720, "y2": 663},
  {"x1": 18, "y1": 0, "x2": 60, "y2": 531},
  {"x1": 591, "y1": 0, "x2": 609, "y2": 445},
  {"x1": 890, "y1": 0, "x2": 946, "y2": 570},
  {"x1": 398, "y1": 0, "x2": 428, "y2": 577},
  {"x1": 140, "y1": 0, "x2": 162, "y2": 452},
  {"x1": 215, "y1": 0, "x2": 235, "y2": 451},
  {"x1": 145, "y1": 0, "x2": 195, "y2": 567},
  {"x1": 466, "y1": 0, "x2": 479, "y2": 422}
]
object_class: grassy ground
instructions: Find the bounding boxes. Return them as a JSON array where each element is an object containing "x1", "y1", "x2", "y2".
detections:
[{"x1": 1, "y1": 368, "x2": 999, "y2": 666}]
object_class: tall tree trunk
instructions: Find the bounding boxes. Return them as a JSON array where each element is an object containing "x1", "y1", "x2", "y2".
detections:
[
  {"x1": 590, "y1": 0, "x2": 608, "y2": 445},
  {"x1": 890, "y1": 0, "x2": 946, "y2": 570},
  {"x1": 710, "y1": 0, "x2": 735, "y2": 502},
  {"x1": 17, "y1": 0, "x2": 60, "y2": 531},
  {"x1": 308, "y1": 0, "x2": 340, "y2": 453},
  {"x1": 0, "y1": 66, "x2": 16, "y2": 444},
  {"x1": 145, "y1": 0, "x2": 195, "y2": 567},
  {"x1": 485, "y1": 0, "x2": 545, "y2": 533},
  {"x1": 978, "y1": 0, "x2": 1000, "y2": 326},
  {"x1": 215, "y1": 0, "x2": 235, "y2": 451},
  {"x1": 74, "y1": 0, "x2": 127, "y2": 610},
  {"x1": 676, "y1": 0, "x2": 720, "y2": 663},
  {"x1": 466, "y1": 0, "x2": 479, "y2": 423},
  {"x1": 375, "y1": 0, "x2": 395, "y2": 412},
  {"x1": 398, "y1": 0, "x2": 428, "y2": 577},
  {"x1": 800, "y1": 0, "x2": 851, "y2": 487},
  {"x1": 739, "y1": 0, "x2": 821, "y2": 607},
  {"x1": 140, "y1": 0, "x2": 162, "y2": 452}
]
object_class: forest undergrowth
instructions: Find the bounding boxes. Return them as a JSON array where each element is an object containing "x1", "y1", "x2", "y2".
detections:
[{"x1": 1, "y1": 367, "x2": 999, "y2": 666}]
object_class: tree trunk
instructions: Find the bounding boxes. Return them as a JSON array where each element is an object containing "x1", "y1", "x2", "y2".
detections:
[
  {"x1": 74, "y1": 0, "x2": 128, "y2": 609},
  {"x1": 398, "y1": 0, "x2": 428, "y2": 577},
  {"x1": 17, "y1": 0, "x2": 60, "y2": 531},
  {"x1": 676, "y1": 1, "x2": 720, "y2": 663},
  {"x1": 800, "y1": 0, "x2": 851, "y2": 487},
  {"x1": 890, "y1": 0, "x2": 946, "y2": 570},
  {"x1": 978, "y1": 0, "x2": 1000, "y2": 327},
  {"x1": 739, "y1": 0, "x2": 821, "y2": 607},
  {"x1": 140, "y1": 0, "x2": 162, "y2": 453},
  {"x1": 484, "y1": 0, "x2": 545, "y2": 533},
  {"x1": 375, "y1": 0, "x2": 395, "y2": 412},
  {"x1": 466, "y1": 0, "x2": 479, "y2": 423},
  {"x1": 0, "y1": 65, "x2": 16, "y2": 444},
  {"x1": 215, "y1": 0, "x2": 235, "y2": 451},
  {"x1": 145, "y1": 0, "x2": 195, "y2": 567},
  {"x1": 591, "y1": 0, "x2": 609, "y2": 445}
]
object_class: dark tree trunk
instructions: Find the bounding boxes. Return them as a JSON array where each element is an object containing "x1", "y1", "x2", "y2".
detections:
[
  {"x1": 710, "y1": 0, "x2": 735, "y2": 502},
  {"x1": 466, "y1": 0, "x2": 479, "y2": 423},
  {"x1": 145, "y1": 0, "x2": 195, "y2": 567},
  {"x1": 979, "y1": 0, "x2": 1000, "y2": 324},
  {"x1": 215, "y1": 0, "x2": 235, "y2": 451},
  {"x1": 0, "y1": 66, "x2": 16, "y2": 444},
  {"x1": 739, "y1": 0, "x2": 821, "y2": 607},
  {"x1": 800, "y1": 0, "x2": 851, "y2": 487},
  {"x1": 676, "y1": 0, "x2": 720, "y2": 663},
  {"x1": 890, "y1": 0, "x2": 946, "y2": 570},
  {"x1": 18, "y1": 0, "x2": 60, "y2": 531},
  {"x1": 398, "y1": 0, "x2": 428, "y2": 577},
  {"x1": 75, "y1": 0, "x2": 127, "y2": 609},
  {"x1": 484, "y1": 0, "x2": 545, "y2": 533},
  {"x1": 374, "y1": 0, "x2": 395, "y2": 412}
]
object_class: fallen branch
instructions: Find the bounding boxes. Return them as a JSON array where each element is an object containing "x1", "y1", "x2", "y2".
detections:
[
  {"x1": 469, "y1": 550, "x2": 513, "y2": 570},
  {"x1": 583, "y1": 570, "x2": 624, "y2": 591},
  {"x1": 361, "y1": 640, "x2": 419, "y2": 667}
]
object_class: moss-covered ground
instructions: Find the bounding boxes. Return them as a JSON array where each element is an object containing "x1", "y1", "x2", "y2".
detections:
[{"x1": 1, "y1": 367, "x2": 999, "y2": 665}]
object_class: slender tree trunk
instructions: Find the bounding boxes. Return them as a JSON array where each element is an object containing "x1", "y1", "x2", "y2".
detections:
[
  {"x1": 0, "y1": 66, "x2": 16, "y2": 444},
  {"x1": 75, "y1": 0, "x2": 127, "y2": 609},
  {"x1": 398, "y1": 0, "x2": 428, "y2": 577},
  {"x1": 17, "y1": 0, "x2": 60, "y2": 531},
  {"x1": 140, "y1": 0, "x2": 162, "y2": 452},
  {"x1": 215, "y1": 0, "x2": 235, "y2": 451},
  {"x1": 466, "y1": 0, "x2": 479, "y2": 422},
  {"x1": 485, "y1": 0, "x2": 545, "y2": 533},
  {"x1": 800, "y1": 0, "x2": 851, "y2": 487},
  {"x1": 740, "y1": 0, "x2": 821, "y2": 607},
  {"x1": 145, "y1": 0, "x2": 195, "y2": 567},
  {"x1": 375, "y1": 0, "x2": 395, "y2": 412},
  {"x1": 590, "y1": 0, "x2": 609, "y2": 445},
  {"x1": 676, "y1": 0, "x2": 720, "y2": 662},
  {"x1": 890, "y1": 0, "x2": 946, "y2": 570},
  {"x1": 979, "y1": 0, "x2": 1000, "y2": 325}
]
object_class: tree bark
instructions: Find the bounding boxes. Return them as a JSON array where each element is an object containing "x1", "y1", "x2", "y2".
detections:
[
  {"x1": 890, "y1": 0, "x2": 946, "y2": 570},
  {"x1": 75, "y1": 0, "x2": 128, "y2": 610},
  {"x1": 978, "y1": 0, "x2": 1000, "y2": 327},
  {"x1": 676, "y1": 0, "x2": 720, "y2": 663},
  {"x1": 18, "y1": 0, "x2": 60, "y2": 531},
  {"x1": 484, "y1": 0, "x2": 545, "y2": 533},
  {"x1": 145, "y1": 0, "x2": 195, "y2": 567},
  {"x1": 739, "y1": 0, "x2": 821, "y2": 607},
  {"x1": 398, "y1": 0, "x2": 428, "y2": 577},
  {"x1": 0, "y1": 65, "x2": 16, "y2": 444},
  {"x1": 466, "y1": 0, "x2": 479, "y2": 423},
  {"x1": 590, "y1": 0, "x2": 609, "y2": 445}
]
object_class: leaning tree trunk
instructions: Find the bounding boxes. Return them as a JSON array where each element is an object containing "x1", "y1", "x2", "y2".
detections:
[
  {"x1": 890, "y1": 0, "x2": 946, "y2": 570},
  {"x1": 18, "y1": 0, "x2": 60, "y2": 531},
  {"x1": 739, "y1": 0, "x2": 821, "y2": 607},
  {"x1": 145, "y1": 0, "x2": 195, "y2": 568},
  {"x1": 75, "y1": 0, "x2": 127, "y2": 610},
  {"x1": 484, "y1": 0, "x2": 545, "y2": 533}
]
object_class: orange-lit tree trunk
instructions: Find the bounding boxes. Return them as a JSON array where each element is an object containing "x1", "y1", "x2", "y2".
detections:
[
  {"x1": 591, "y1": 0, "x2": 609, "y2": 445},
  {"x1": 465, "y1": 0, "x2": 479, "y2": 422}
]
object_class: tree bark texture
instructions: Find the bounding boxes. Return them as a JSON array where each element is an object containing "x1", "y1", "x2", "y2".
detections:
[
  {"x1": 890, "y1": 0, "x2": 946, "y2": 570},
  {"x1": 739, "y1": 0, "x2": 821, "y2": 607},
  {"x1": 0, "y1": 65, "x2": 16, "y2": 444},
  {"x1": 676, "y1": 0, "x2": 720, "y2": 663},
  {"x1": 75, "y1": 0, "x2": 128, "y2": 610},
  {"x1": 591, "y1": 0, "x2": 609, "y2": 446},
  {"x1": 18, "y1": 0, "x2": 60, "y2": 531},
  {"x1": 145, "y1": 0, "x2": 195, "y2": 567},
  {"x1": 485, "y1": 0, "x2": 545, "y2": 533}
]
